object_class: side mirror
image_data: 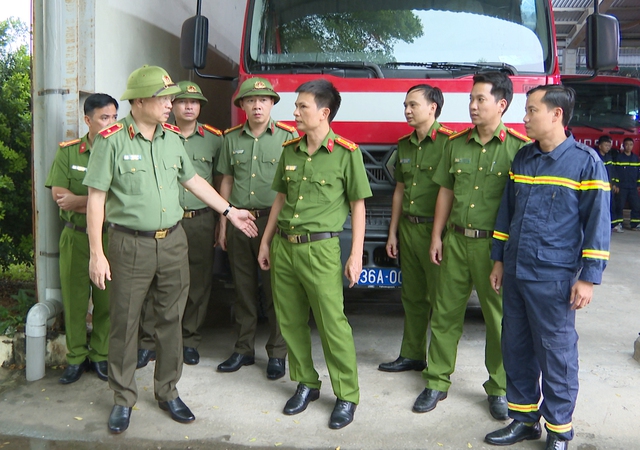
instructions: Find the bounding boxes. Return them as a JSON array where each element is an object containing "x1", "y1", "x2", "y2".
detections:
[
  {"x1": 180, "y1": 15, "x2": 209, "y2": 70},
  {"x1": 586, "y1": 13, "x2": 619, "y2": 71}
]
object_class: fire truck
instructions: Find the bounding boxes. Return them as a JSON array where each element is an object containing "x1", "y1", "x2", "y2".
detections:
[
  {"x1": 182, "y1": 0, "x2": 618, "y2": 287},
  {"x1": 562, "y1": 74, "x2": 640, "y2": 156}
]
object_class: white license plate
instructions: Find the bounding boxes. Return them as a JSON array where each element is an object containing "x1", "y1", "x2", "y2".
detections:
[{"x1": 357, "y1": 268, "x2": 402, "y2": 287}]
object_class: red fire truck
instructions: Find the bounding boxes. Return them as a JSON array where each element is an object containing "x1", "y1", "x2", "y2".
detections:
[
  {"x1": 182, "y1": 0, "x2": 618, "y2": 288},
  {"x1": 562, "y1": 74, "x2": 640, "y2": 155}
]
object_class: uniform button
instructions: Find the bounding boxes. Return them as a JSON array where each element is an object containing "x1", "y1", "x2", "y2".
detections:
[
  {"x1": 155, "y1": 165, "x2": 158, "y2": 168},
  {"x1": 250, "y1": 191, "x2": 255, "y2": 195},
  {"x1": 255, "y1": 138, "x2": 258, "y2": 142},
  {"x1": 184, "y1": 188, "x2": 189, "y2": 192},
  {"x1": 457, "y1": 169, "x2": 461, "y2": 173},
  {"x1": 474, "y1": 186, "x2": 479, "y2": 190},
  {"x1": 416, "y1": 165, "x2": 420, "y2": 168},
  {"x1": 498, "y1": 172, "x2": 502, "y2": 176},
  {"x1": 159, "y1": 185, "x2": 163, "y2": 189},
  {"x1": 173, "y1": 164, "x2": 177, "y2": 168},
  {"x1": 321, "y1": 180, "x2": 325, "y2": 184},
  {"x1": 294, "y1": 214, "x2": 299, "y2": 218},
  {"x1": 418, "y1": 147, "x2": 422, "y2": 150},
  {"x1": 286, "y1": 177, "x2": 290, "y2": 181},
  {"x1": 307, "y1": 157, "x2": 312, "y2": 162},
  {"x1": 470, "y1": 204, "x2": 475, "y2": 208},
  {"x1": 479, "y1": 167, "x2": 483, "y2": 171},
  {"x1": 290, "y1": 226, "x2": 295, "y2": 230},
  {"x1": 302, "y1": 177, "x2": 307, "y2": 181},
  {"x1": 429, "y1": 166, "x2": 432, "y2": 170},
  {"x1": 410, "y1": 200, "x2": 414, "y2": 204},
  {"x1": 236, "y1": 160, "x2": 240, "y2": 164},
  {"x1": 131, "y1": 168, "x2": 136, "y2": 172},
  {"x1": 482, "y1": 149, "x2": 486, "y2": 153},
  {"x1": 251, "y1": 173, "x2": 256, "y2": 178},
  {"x1": 162, "y1": 208, "x2": 166, "y2": 212},
  {"x1": 412, "y1": 182, "x2": 417, "y2": 186},
  {"x1": 271, "y1": 159, "x2": 276, "y2": 162},
  {"x1": 201, "y1": 157, "x2": 205, "y2": 161},
  {"x1": 253, "y1": 156, "x2": 257, "y2": 160},
  {"x1": 299, "y1": 196, "x2": 303, "y2": 200},
  {"x1": 468, "y1": 223, "x2": 472, "y2": 227}
]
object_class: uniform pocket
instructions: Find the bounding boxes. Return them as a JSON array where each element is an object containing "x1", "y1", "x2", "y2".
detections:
[
  {"x1": 117, "y1": 161, "x2": 146, "y2": 195},
  {"x1": 163, "y1": 157, "x2": 182, "y2": 188}
]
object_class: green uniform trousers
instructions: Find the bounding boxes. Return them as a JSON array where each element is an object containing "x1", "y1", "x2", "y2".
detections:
[
  {"x1": 227, "y1": 214, "x2": 287, "y2": 358},
  {"x1": 398, "y1": 217, "x2": 439, "y2": 361},
  {"x1": 270, "y1": 235, "x2": 359, "y2": 404},
  {"x1": 59, "y1": 226, "x2": 110, "y2": 365},
  {"x1": 139, "y1": 210, "x2": 216, "y2": 350},
  {"x1": 108, "y1": 225, "x2": 189, "y2": 407},
  {"x1": 423, "y1": 231, "x2": 506, "y2": 396}
]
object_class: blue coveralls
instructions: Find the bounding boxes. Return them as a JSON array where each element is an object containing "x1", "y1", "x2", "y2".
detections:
[
  {"x1": 597, "y1": 151, "x2": 618, "y2": 228},
  {"x1": 491, "y1": 135, "x2": 610, "y2": 441},
  {"x1": 612, "y1": 152, "x2": 640, "y2": 229}
]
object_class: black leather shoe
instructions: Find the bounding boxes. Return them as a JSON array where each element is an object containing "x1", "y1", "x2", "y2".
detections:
[
  {"x1": 283, "y1": 383, "x2": 320, "y2": 415},
  {"x1": 59, "y1": 358, "x2": 90, "y2": 384},
  {"x1": 412, "y1": 388, "x2": 447, "y2": 413},
  {"x1": 183, "y1": 347, "x2": 200, "y2": 365},
  {"x1": 136, "y1": 349, "x2": 156, "y2": 369},
  {"x1": 329, "y1": 399, "x2": 356, "y2": 429},
  {"x1": 108, "y1": 405, "x2": 132, "y2": 434},
  {"x1": 216, "y1": 352, "x2": 255, "y2": 372},
  {"x1": 266, "y1": 358, "x2": 285, "y2": 380},
  {"x1": 158, "y1": 397, "x2": 195, "y2": 423},
  {"x1": 92, "y1": 360, "x2": 108, "y2": 381},
  {"x1": 378, "y1": 356, "x2": 426, "y2": 372},
  {"x1": 488, "y1": 395, "x2": 509, "y2": 420},
  {"x1": 545, "y1": 433, "x2": 569, "y2": 450},
  {"x1": 485, "y1": 420, "x2": 542, "y2": 445}
]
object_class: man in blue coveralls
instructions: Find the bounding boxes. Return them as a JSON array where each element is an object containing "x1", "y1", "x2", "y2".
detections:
[{"x1": 485, "y1": 85, "x2": 610, "y2": 450}]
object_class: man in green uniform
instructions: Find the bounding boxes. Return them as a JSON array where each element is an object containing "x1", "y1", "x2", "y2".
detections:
[
  {"x1": 137, "y1": 80, "x2": 224, "y2": 367},
  {"x1": 216, "y1": 78, "x2": 295, "y2": 379},
  {"x1": 83, "y1": 65, "x2": 258, "y2": 434},
  {"x1": 258, "y1": 79, "x2": 372, "y2": 430},
  {"x1": 414, "y1": 72, "x2": 530, "y2": 419},
  {"x1": 45, "y1": 93, "x2": 118, "y2": 384},
  {"x1": 379, "y1": 84, "x2": 453, "y2": 373}
]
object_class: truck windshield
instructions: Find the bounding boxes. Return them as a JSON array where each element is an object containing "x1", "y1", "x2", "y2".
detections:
[
  {"x1": 245, "y1": 0, "x2": 553, "y2": 76},
  {"x1": 567, "y1": 81, "x2": 640, "y2": 131}
]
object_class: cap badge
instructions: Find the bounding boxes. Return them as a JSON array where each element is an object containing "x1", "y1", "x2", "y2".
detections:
[
  {"x1": 254, "y1": 81, "x2": 266, "y2": 89},
  {"x1": 162, "y1": 75, "x2": 172, "y2": 87},
  {"x1": 187, "y1": 85, "x2": 198, "y2": 93}
]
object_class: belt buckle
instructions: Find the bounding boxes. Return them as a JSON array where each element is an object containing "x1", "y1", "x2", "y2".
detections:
[
  {"x1": 183, "y1": 211, "x2": 195, "y2": 219},
  {"x1": 464, "y1": 228, "x2": 477, "y2": 238},
  {"x1": 155, "y1": 229, "x2": 168, "y2": 239},
  {"x1": 288, "y1": 234, "x2": 301, "y2": 243},
  {"x1": 249, "y1": 209, "x2": 257, "y2": 218}
]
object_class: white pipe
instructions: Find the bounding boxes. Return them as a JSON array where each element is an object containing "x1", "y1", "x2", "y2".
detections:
[{"x1": 25, "y1": 288, "x2": 62, "y2": 381}]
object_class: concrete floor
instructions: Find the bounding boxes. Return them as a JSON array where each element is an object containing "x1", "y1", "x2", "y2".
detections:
[{"x1": 0, "y1": 231, "x2": 639, "y2": 450}]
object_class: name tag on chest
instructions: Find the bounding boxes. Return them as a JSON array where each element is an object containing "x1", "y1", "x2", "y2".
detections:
[
  {"x1": 123, "y1": 155, "x2": 142, "y2": 161},
  {"x1": 71, "y1": 165, "x2": 86, "y2": 172}
]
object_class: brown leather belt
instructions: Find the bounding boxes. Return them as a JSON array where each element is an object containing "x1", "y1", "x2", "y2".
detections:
[
  {"x1": 405, "y1": 215, "x2": 434, "y2": 224},
  {"x1": 110, "y1": 223, "x2": 179, "y2": 239},
  {"x1": 277, "y1": 228, "x2": 340, "y2": 244},
  {"x1": 453, "y1": 224, "x2": 491, "y2": 239},
  {"x1": 246, "y1": 207, "x2": 271, "y2": 219},
  {"x1": 183, "y1": 207, "x2": 211, "y2": 219},
  {"x1": 65, "y1": 222, "x2": 107, "y2": 234}
]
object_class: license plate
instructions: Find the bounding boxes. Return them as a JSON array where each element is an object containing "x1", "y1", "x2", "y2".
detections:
[{"x1": 357, "y1": 268, "x2": 402, "y2": 287}]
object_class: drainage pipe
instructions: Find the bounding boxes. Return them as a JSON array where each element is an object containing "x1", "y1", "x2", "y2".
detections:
[{"x1": 25, "y1": 289, "x2": 62, "y2": 381}]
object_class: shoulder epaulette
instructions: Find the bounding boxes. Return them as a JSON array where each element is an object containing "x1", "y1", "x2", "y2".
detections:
[
  {"x1": 275, "y1": 121, "x2": 296, "y2": 133},
  {"x1": 98, "y1": 123, "x2": 124, "y2": 138},
  {"x1": 283, "y1": 137, "x2": 302, "y2": 147},
  {"x1": 507, "y1": 128, "x2": 531, "y2": 142},
  {"x1": 203, "y1": 124, "x2": 223, "y2": 136},
  {"x1": 398, "y1": 133, "x2": 412, "y2": 142},
  {"x1": 162, "y1": 123, "x2": 181, "y2": 134},
  {"x1": 449, "y1": 127, "x2": 472, "y2": 140},
  {"x1": 438, "y1": 126, "x2": 455, "y2": 136},
  {"x1": 335, "y1": 136, "x2": 358, "y2": 152},
  {"x1": 224, "y1": 123, "x2": 243, "y2": 135},
  {"x1": 59, "y1": 138, "x2": 81, "y2": 148}
]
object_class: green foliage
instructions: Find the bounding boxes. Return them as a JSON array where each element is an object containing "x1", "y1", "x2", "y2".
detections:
[
  {"x1": 0, "y1": 18, "x2": 32, "y2": 269},
  {"x1": 0, "y1": 289, "x2": 35, "y2": 336},
  {"x1": 280, "y1": 10, "x2": 423, "y2": 61},
  {"x1": 1, "y1": 262, "x2": 35, "y2": 282}
]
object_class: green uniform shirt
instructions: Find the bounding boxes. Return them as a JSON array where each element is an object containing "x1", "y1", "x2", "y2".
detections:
[
  {"x1": 395, "y1": 122, "x2": 453, "y2": 217},
  {"x1": 217, "y1": 119, "x2": 297, "y2": 209},
  {"x1": 272, "y1": 129, "x2": 372, "y2": 234},
  {"x1": 178, "y1": 122, "x2": 223, "y2": 211},
  {"x1": 432, "y1": 123, "x2": 529, "y2": 231},
  {"x1": 45, "y1": 134, "x2": 92, "y2": 227},
  {"x1": 83, "y1": 113, "x2": 197, "y2": 231}
]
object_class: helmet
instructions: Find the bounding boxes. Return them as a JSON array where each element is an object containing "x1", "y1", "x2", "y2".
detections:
[
  {"x1": 233, "y1": 77, "x2": 280, "y2": 107},
  {"x1": 174, "y1": 80, "x2": 208, "y2": 104},
  {"x1": 120, "y1": 65, "x2": 182, "y2": 100}
]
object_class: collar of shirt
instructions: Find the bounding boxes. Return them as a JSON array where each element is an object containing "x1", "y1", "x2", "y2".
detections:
[
  {"x1": 294, "y1": 129, "x2": 336, "y2": 154},
  {"x1": 241, "y1": 118, "x2": 276, "y2": 138},
  {"x1": 80, "y1": 133, "x2": 92, "y2": 154},
  {"x1": 409, "y1": 121, "x2": 442, "y2": 146},
  {"x1": 172, "y1": 121, "x2": 204, "y2": 139},
  {"x1": 528, "y1": 134, "x2": 575, "y2": 161},
  {"x1": 467, "y1": 121, "x2": 507, "y2": 146},
  {"x1": 124, "y1": 113, "x2": 166, "y2": 141}
]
